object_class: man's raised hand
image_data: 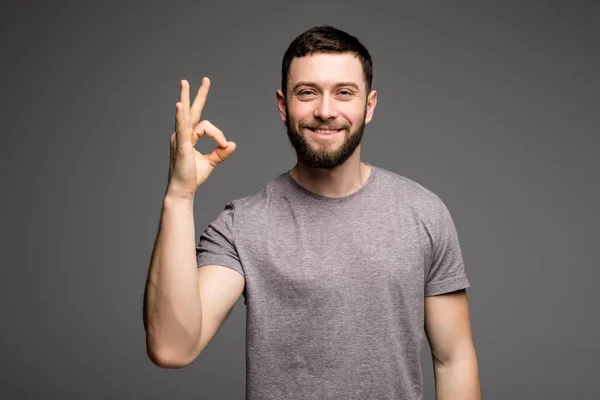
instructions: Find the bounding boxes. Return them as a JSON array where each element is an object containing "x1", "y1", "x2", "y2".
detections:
[{"x1": 166, "y1": 78, "x2": 236, "y2": 201}]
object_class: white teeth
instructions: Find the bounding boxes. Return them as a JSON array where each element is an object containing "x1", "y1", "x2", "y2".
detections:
[{"x1": 314, "y1": 129, "x2": 339, "y2": 134}]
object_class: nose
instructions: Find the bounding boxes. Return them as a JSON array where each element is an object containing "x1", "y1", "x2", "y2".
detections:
[{"x1": 313, "y1": 95, "x2": 338, "y2": 120}]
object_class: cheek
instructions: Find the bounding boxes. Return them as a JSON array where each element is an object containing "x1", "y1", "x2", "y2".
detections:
[
  {"x1": 345, "y1": 105, "x2": 366, "y2": 122},
  {"x1": 287, "y1": 105, "x2": 313, "y2": 125}
]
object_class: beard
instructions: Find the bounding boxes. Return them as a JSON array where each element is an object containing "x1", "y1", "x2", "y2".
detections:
[{"x1": 285, "y1": 110, "x2": 366, "y2": 169}]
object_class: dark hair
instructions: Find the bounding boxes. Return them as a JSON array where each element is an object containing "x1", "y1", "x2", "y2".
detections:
[{"x1": 281, "y1": 25, "x2": 373, "y2": 98}]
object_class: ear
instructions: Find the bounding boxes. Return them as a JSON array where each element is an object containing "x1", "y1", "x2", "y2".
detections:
[
  {"x1": 365, "y1": 90, "x2": 377, "y2": 124},
  {"x1": 276, "y1": 89, "x2": 287, "y2": 122}
]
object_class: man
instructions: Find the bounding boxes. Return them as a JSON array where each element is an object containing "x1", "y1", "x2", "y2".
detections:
[{"x1": 144, "y1": 26, "x2": 481, "y2": 400}]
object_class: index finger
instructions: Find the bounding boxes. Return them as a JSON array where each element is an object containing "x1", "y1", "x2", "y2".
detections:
[{"x1": 190, "y1": 77, "x2": 210, "y2": 126}]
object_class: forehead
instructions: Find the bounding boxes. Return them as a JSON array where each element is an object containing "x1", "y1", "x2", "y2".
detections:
[{"x1": 288, "y1": 52, "x2": 364, "y2": 90}]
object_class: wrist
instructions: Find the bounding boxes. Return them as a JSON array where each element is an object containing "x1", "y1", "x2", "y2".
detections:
[{"x1": 163, "y1": 192, "x2": 195, "y2": 209}]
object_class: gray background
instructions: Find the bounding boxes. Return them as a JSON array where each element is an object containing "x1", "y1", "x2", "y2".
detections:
[{"x1": 1, "y1": 0, "x2": 598, "y2": 399}]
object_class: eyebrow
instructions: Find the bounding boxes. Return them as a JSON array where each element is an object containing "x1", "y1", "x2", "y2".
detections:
[{"x1": 291, "y1": 81, "x2": 360, "y2": 92}]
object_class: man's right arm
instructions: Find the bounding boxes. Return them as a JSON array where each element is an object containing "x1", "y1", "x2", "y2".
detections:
[{"x1": 143, "y1": 195, "x2": 244, "y2": 368}]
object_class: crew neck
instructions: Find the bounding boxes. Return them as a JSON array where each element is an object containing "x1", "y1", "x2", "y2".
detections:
[{"x1": 284, "y1": 163, "x2": 377, "y2": 203}]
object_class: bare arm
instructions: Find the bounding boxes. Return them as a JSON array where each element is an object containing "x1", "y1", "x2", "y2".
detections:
[
  {"x1": 425, "y1": 289, "x2": 482, "y2": 400},
  {"x1": 143, "y1": 196, "x2": 200, "y2": 367},
  {"x1": 143, "y1": 77, "x2": 240, "y2": 368},
  {"x1": 143, "y1": 197, "x2": 244, "y2": 368}
]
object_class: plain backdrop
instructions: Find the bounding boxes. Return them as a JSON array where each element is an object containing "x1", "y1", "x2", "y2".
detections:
[{"x1": 1, "y1": 0, "x2": 598, "y2": 399}]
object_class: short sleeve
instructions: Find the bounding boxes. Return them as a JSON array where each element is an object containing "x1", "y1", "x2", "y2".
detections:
[
  {"x1": 196, "y1": 202, "x2": 244, "y2": 278},
  {"x1": 424, "y1": 198, "x2": 470, "y2": 296}
]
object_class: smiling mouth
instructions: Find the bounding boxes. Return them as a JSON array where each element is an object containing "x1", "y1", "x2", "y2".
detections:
[{"x1": 307, "y1": 128, "x2": 343, "y2": 134}]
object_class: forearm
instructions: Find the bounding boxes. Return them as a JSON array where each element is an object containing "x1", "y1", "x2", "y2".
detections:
[
  {"x1": 144, "y1": 195, "x2": 202, "y2": 366},
  {"x1": 433, "y1": 351, "x2": 481, "y2": 400}
]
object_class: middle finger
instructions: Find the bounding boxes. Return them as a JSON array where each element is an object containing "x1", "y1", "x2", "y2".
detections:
[{"x1": 190, "y1": 77, "x2": 210, "y2": 126}]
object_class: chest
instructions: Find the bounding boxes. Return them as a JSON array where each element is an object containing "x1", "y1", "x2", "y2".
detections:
[{"x1": 237, "y1": 206, "x2": 429, "y2": 304}]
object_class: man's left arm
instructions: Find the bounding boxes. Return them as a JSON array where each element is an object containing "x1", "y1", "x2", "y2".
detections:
[{"x1": 425, "y1": 289, "x2": 481, "y2": 400}]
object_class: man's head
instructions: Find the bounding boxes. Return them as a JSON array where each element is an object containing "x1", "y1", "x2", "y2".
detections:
[{"x1": 276, "y1": 26, "x2": 377, "y2": 169}]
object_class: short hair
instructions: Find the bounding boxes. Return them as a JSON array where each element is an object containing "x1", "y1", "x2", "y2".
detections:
[{"x1": 281, "y1": 25, "x2": 373, "y2": 98}]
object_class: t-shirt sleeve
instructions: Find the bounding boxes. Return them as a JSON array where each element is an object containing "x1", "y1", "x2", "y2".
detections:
[
  {"x1": 195, "y1": 202, "x2": 244, "y2": 278},
  {"x1": 424, "y1": 197, "x2": 470, "y2": 296}
]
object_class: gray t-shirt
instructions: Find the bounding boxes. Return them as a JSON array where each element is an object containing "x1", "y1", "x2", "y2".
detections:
[{"x1": 196, "y1": 164, "x2": 470, "y2": 400}]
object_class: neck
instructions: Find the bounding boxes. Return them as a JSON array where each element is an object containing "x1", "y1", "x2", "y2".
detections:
[{"x1": 289, "y1": 147, "x2": 371, "y2": 198}]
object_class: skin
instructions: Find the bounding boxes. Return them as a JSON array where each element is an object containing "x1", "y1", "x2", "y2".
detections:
[
  {"x1": 147, "y1": 51, "x2": 480, "y2": 398},
  {"x1": 426, "y1": 290, "x2": 482, "y2": 399},
  {"x1": 276, "y1": 52, "x2": 377, "y2": 198},
  {"x1": 145, "y1": 78, "x2": 243, "y2": 368},
  {"x1": 277, "y1": 52, "x2": 481, "y2": 398}
]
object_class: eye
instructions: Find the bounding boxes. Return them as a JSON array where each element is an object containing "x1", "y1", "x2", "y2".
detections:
[
  {"x1": 337, "y1": 89, "x2": 355, "y2": 99},
  {"x1": 296, "y1": 89, "x2": 317, "y2": 100}
]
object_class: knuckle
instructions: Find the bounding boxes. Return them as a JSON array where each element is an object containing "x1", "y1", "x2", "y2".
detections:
[
  {"x1": 205, "y1": 120, "x2": 222, "y2": 135},
  {"x1": 194, "y1": 120, "x2": 208, "y2": 132},
  {"x1": 196, "y1": 120, "x2": 216, "y2": 136},
  {"x1": 201, "y1": 119, "x2": 214, "y2": 129}
]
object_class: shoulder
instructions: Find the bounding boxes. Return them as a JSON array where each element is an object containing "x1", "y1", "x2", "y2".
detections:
[
  {"x1": 223, "y1": 172, "x2": 290, "y2": 214},
  {"x1": 371, "y1": 165, "x2": 447, "y2": 211},
  {"x1": 371, "y1": 165, "x2": 460, "y2": 247}
]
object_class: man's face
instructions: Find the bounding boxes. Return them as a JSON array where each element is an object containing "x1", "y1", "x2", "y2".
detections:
[{"x1": 277, "y1": 52, "x2": 377, "y2": 169}]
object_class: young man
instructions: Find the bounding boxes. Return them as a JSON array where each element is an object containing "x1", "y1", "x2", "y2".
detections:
[{"x1": 144, "y1": 26, "x2": 481, "y2": 400}]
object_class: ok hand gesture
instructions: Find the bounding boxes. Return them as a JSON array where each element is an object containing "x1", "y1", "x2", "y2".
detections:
[{"x1": 166, "y1": 78, "x2": 236, "y2": 201}]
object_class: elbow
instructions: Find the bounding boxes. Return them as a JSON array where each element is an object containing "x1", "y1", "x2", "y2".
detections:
[
  {"x1": 433, "y1": 343, "x2": 478, "y2": 369},
  {"x1": 145, "y1": 339, "x2": 199, "y2": 369}
]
